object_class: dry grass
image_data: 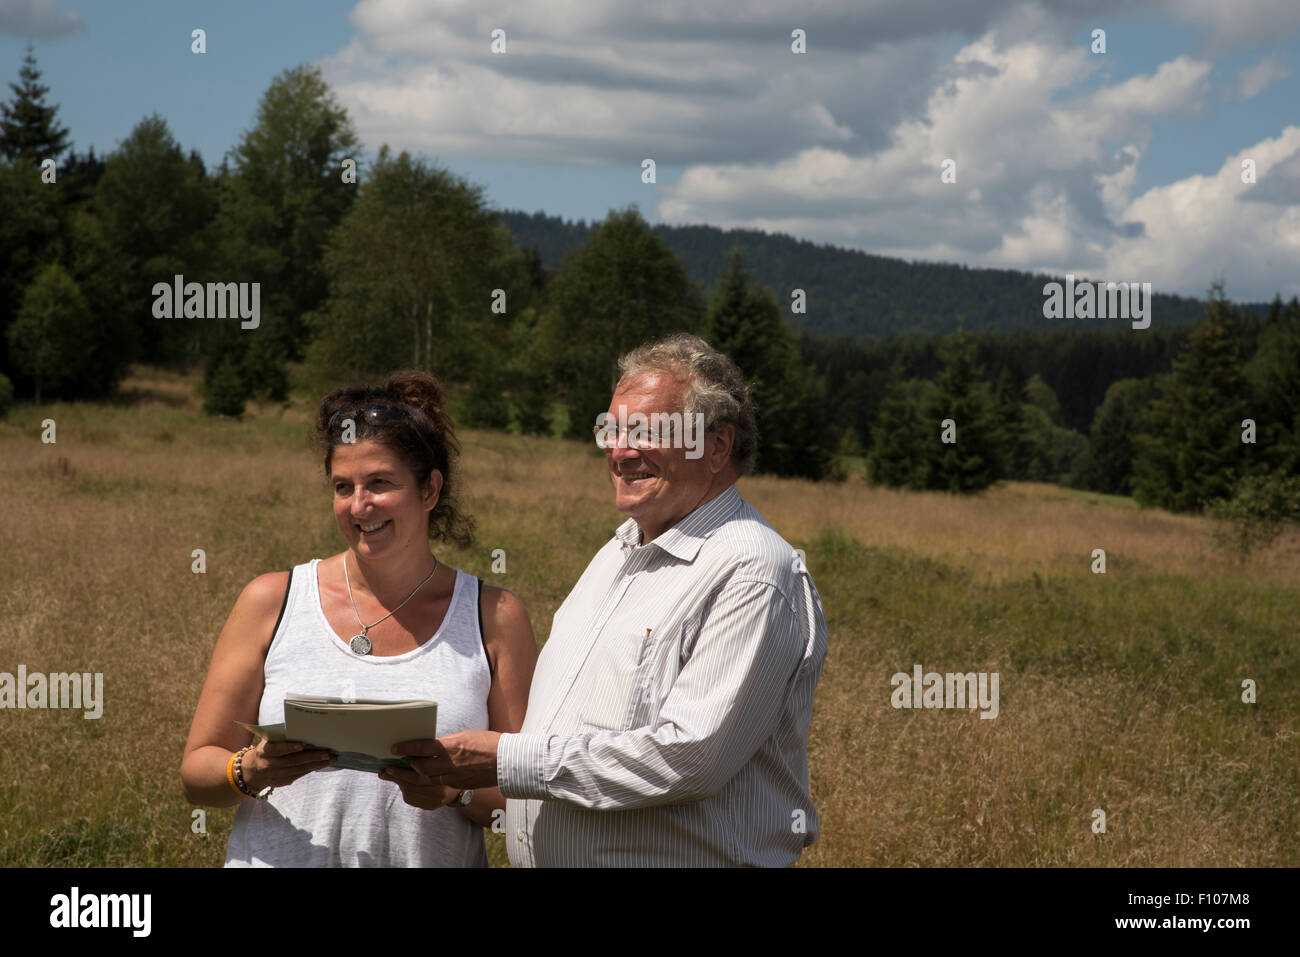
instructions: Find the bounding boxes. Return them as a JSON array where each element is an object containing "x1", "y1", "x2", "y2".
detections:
[
  {"x1": 741, "y1": 475, "x2": 1300, "y2": 587},
  {"x1": 2, "y1": 367, "x2": 1295, "y2": 866}
]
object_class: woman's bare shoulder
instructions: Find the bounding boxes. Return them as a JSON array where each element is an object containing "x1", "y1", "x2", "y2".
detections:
[
  {"x1": 238, "y1": 571, "x2": 293, "y2": 614},
  {"x1": 478, "y1": 584, "x2": 537, "y2": 658},
  {"x1": 224, "y1": 570, "x2": 297, "y2": 655}
]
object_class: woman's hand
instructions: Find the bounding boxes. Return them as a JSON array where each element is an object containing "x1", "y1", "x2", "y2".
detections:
[
  {"x1": 378, "y1": 765, "x2": 462, "y2": 810},
  {"x1": 240, "y1": 740, "x2": 335, "y2": 793}
]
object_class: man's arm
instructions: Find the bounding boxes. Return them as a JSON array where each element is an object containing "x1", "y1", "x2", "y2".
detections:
[{"x1": 497, "y1": 576, "x2": 808, "y2": 809}]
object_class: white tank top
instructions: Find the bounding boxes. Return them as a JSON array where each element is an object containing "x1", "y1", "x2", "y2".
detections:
[{"x1": 225, "y1": 558, "x2": 491, "y2": 867}]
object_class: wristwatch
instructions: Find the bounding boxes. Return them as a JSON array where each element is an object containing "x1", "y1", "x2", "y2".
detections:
[{"x1": 453, "y1": 789, "x2": 474, "y2": 807}]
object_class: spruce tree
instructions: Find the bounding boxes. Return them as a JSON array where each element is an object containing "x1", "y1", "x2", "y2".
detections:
[
  {"x1": 0, "y1": 156, "x2": 66, "y2": 377},
  {"x1": 921, "y1": 325, "x2": 1003, "y2": 492},
  {"x1": 993, "y1": 359, "x2": 1034, "y2": 480},
  {"x1": 705, "y1": 247, "x2": 830, "y2": 478},
  {"x1": 508, "y1": 306, "x2": 555, "y2": 435},
  {"x1": 0, "y1": 44, "x2": 69, "y2": 163},
  {"x1": 1132, "y1": 284, "x2": 1255, "y2": 511},
  {"x1": 1245, "y1": 296, "x2": 1300, "y2": 476},
  {"x1": 867, "y1": 364, "x2": 924, "y2": 488},
  {"x1": 203, "y1": 353, "x2": 247, "y2": 417},
  {"x1": 94, "y1": 114, "x2": 217, "y2": 365}
]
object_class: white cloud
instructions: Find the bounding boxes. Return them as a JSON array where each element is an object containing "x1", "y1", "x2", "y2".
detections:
[
  {"x1": 1161, "y1": 0, "x2": 1300, "y2": 49},
  {"x1": 322, "y1": 0, "x2": 1027, "y2": 165},
  {"x1": 1100, "y1": 128, "x2": 1300, "y2": 299},
  {"x1": 0, "y1": 0, "x2": 84, "y2": 39},
  {"x1": 317, "y1": 0, "x2": 1300, "y2": 299},
  {"x1": 662, "y1": 33, "x2": 1214, "y2": 281},
  {"x1": 1086, "y1": 56, "x2": 1210, "y2": 117},
  {"x1": 1234, "y1": 55, "x2": 1289, "y2": 100}
]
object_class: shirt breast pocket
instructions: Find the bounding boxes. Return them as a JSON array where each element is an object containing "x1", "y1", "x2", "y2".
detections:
[{"x1": 580, "y1": 627, "x2": 658, "y2": 731}]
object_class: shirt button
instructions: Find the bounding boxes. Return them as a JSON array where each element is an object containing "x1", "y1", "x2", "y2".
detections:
[{"x1": 516, "y1": 830, "x2": 526, "y2": 841}]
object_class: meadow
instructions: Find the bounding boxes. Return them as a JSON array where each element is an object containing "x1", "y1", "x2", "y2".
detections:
[{"x1": 2, "y1": 368, "x2": 1297, "y2": 867}]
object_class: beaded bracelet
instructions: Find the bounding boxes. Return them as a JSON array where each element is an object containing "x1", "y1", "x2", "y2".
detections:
[{"x1": 232, "y1": 745, "x2": 273, "y2": 800}]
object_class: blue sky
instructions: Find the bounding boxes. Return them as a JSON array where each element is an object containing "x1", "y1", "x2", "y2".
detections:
[{"x1": 3, "y1": 0, "x2": 1298, "y2": 301}]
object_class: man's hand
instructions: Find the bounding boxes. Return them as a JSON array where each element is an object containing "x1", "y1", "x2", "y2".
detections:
[
  {"x1": 393, "y1": 730, "x2": 503, "y2": 790},
  {"x1": 378, "y1": 766, "x2": 462, "y2": 810}
]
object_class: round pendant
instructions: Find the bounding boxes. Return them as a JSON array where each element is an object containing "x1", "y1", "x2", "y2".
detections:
[{"x1": 349, "y1": 633, "x2": 372, "y2": 656}]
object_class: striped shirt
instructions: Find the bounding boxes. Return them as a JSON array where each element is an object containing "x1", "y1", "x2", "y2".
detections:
[{"x1": 498, "y1": 484, "x2": 828, "y2": 866}]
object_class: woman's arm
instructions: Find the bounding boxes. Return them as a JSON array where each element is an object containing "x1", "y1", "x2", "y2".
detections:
[
  {"x1": 180, "y1": 572, "x2": 333, "y2": 806},
  {"x1": 455, "y1": 584, "x2": 537, "y2": 828}
]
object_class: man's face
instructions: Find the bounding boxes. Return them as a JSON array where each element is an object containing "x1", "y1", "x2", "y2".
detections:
[{"x1": 604, "y1": 373, "x2": 715, "y2": 543}]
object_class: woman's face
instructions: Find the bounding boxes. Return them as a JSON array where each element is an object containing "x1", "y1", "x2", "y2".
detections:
[{"x1": 330, "y1": 439, "x2": 441, "y2": 562}]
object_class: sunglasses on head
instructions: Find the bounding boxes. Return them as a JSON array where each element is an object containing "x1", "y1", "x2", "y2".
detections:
[
  {"x1": 328, "y1": 404, "x2": 410, "y2": 431},
  {"x1": 328, "y1": 403, "x2": 439, "y2": 460}
]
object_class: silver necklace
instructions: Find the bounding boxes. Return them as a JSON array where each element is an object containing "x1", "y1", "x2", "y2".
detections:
[{"x1": 343, "y1": 553, "x2": 438, "y2": 655}]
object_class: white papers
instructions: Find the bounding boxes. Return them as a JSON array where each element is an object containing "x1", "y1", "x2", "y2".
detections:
[{"x1": 237, "y1": 694, "x2": 438, "y2": 773}]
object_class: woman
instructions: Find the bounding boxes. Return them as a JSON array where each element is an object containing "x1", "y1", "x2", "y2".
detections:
[{"x1": 180, "y1": 370, "x2": 537, "y2": 867}]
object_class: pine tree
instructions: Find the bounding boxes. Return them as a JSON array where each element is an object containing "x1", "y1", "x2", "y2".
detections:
[
  {"x1": 705, "y1": 247, "x2": 830, "y2": 478},
  {"x1": 1245, "y1": 296, "x2": 1300, "y2": 476},
  {"x1": 1132, "y1": 284, "x2": 1255, "y2": 512},
  {"x1": 993, "y1": 359, "x2": 1035, "y2": 479},
  {"x1": 0, "y1": 44, "x2": 70, "y2": 163},
  {"x1": 203, "y1": 353, "x2": 247, "y2": 417},
  {"x1": 508, "y1": 306, "x2": 554, "y2": 435},
  {"x1": 61, "y1": 146, "x2": 105, "y2": 210},
  {"x1": 867, "y1": 364, "x2": 924, "y2": 488},
  {"x1": 94, "y1": 114, "x2": 218, "y2": 365},
  {"x1": 921, "y1": 324, "x2": 1003, "y2": 492},
  {"x1": 0, "y1": 156, "x2": 66, "y2": 377}
]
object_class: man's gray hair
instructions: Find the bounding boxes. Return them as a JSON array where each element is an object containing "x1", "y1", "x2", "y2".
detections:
[{"x1": 616, "y1": 333, "x2": 758, "y2": 475}]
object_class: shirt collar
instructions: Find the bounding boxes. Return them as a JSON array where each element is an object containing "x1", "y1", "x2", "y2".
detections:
[{"x1": 615, "y1": 484, "x2": 743, "y2": 562}]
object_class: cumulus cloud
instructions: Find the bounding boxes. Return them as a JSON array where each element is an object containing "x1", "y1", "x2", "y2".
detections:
[
  {"x1": 660, "y1": 33, "x2": 1211, "y2": 275},
  {"x1": 1160, "y1": 0, "x2": 1300, "y2": 50},
  {"x1": 0, "y1": 0, "x2": 84, "y2": 39},
  {"x1": 323, "y1": 0, "x2": 968, "y2": 165},
  {"x1": 1233, "y1": 55, "x2": 1289, "y2": 100},
  {"x1": 319, "y1": 0, "x2": 1300, "y2": 299},
  {"x1": 1100, "y1": 127, "x2": 1300, "y2": 299}
]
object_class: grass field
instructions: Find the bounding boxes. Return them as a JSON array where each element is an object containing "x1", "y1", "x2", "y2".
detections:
[{"x1": 2, "y1": 367, "x2": 1297, "y2": 866}]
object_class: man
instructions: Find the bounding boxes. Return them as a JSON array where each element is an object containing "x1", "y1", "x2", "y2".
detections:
[{"x1": 402, "y1": 333, "x2": 828, "y2": 866}]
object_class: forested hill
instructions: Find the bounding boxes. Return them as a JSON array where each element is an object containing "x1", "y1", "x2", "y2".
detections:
[{"x1": 497, "y1": 208, "x2": 1226, "y2": 338}]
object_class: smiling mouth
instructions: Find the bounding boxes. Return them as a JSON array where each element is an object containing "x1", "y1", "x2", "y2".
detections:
[
  {"x1": 357, "y1": 519, "x2": 391, "y2": 534},
  {"x1": 618, "y1": 471, "x2": 655, "y2": 482}
]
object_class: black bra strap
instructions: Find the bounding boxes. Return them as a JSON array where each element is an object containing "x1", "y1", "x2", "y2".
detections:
[
  {"x1": 476, "y1": 576, "x2": 492, "y2": 675},
  {"x1": 269, "y1": 567, "x2": 295, "y2": 642}
]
